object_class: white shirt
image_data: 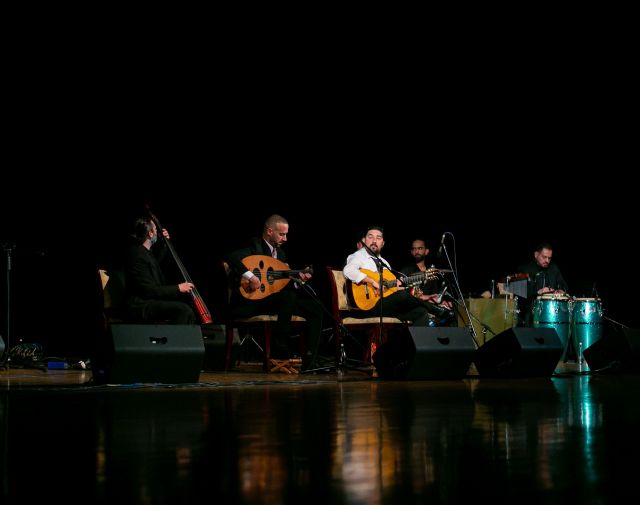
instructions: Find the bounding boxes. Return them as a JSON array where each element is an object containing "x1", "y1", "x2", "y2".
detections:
[{"x1": 343, "y1": 248, "x2": 391, "y2": 284}]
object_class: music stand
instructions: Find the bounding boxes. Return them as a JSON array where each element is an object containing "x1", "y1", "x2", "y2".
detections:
[{"x1": 503, "y1": 273, "x2": 528, "y2": 299}]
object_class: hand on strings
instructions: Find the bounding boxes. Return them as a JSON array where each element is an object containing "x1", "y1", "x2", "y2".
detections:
[
  {"x1": 363, "y1": 277, "x2": 381, "y2": 296},
  {"x1": 247, "y1": 276, "x2": 261, "y2": 292},
  {"x1": 299, "y1": 271, "x2": 312, "y2": 282},
  {"x1": 179, "y1": 282, "x2": 194, "y2": 293},
  {"x1": 161, "y1": 228, "x2": 170, "y2": 240}
]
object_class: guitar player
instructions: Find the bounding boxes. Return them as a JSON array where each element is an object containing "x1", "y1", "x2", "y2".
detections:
[
  {"x1": 342, "y1": 225, "x2": 433, "y2": 326},
  {"x1": 226, "y1": 214, "x2": 323, "y2": 370},
  {"x1": 399, "y1": 238, "x2": 455, "y2": 326}
]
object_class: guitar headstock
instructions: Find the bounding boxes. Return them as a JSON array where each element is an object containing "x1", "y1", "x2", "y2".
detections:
[{"x1": 425, "y1": 268, "x2": 445, "y2": 280}]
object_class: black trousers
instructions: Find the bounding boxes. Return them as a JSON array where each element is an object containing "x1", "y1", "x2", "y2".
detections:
[
  {"x1": 231, "y1": 288, "x2": 324, "y2": 362},
  {"x1": 138, "y1": 300, "x2": 196, "y2": 325},
  {"x1": 354, "y1": 290, "x2": 432, "y2": 326}
]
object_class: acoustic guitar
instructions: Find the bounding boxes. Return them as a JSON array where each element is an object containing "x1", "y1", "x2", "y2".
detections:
[
  {"x1": 239, "y1": 255, "x2": 312, "y2": 300},
  {"x1": 349, "y1": 268, "x2": 441, "y2": 311}
]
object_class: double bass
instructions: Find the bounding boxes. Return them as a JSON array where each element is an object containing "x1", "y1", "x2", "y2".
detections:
[{"x1": 146, "y1": 206, "x2": 213, "y2": 324}]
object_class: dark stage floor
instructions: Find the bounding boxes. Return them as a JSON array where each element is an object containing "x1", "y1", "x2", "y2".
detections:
[{"x1": 2, "y1": 365, "x2": 639, "y2": 504}]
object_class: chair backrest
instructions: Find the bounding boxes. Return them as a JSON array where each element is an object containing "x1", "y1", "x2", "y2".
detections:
[
  {"x1": 99, "y1": 268, "x2": 128, "y2": 322},
  {"x1": 327, "y1": 267, "x2": 354, "y2": 314},
  {"x1": 98, "y1": 268, "x2": 111, "y2": 298},
  {"x1": 222, "y1": 261, "x2": 234, "y2": 304},
  {"x1": 100, "y1": 268, "x2": 126, "y2": 308}
]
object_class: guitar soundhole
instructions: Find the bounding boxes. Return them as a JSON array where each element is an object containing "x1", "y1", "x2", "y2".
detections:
[
  {"x1": 266, "y1": 267, "x2": 275, "y2": 285},
  {"x1": 252, "y1": 268, "x2": 262, "y2": 281},
  {"x1": 259, "y1": 285, "x2": 265, "y2": 293}
]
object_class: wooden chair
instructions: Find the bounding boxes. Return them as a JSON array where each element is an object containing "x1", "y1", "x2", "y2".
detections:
[
  {"x1": 99, "y1": 268, "x2": 129, "y2": 328},
  {"x1": 222, "y1": 262, "x2": 306, "y2": 372},
  {"x1": 326, "y1": 267, "x2": 408, "y2": 363}
]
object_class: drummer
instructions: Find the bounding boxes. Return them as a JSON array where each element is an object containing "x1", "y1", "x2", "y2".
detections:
[{"x1": 517, "y1": 242, "x2": 569, "y2": 325}]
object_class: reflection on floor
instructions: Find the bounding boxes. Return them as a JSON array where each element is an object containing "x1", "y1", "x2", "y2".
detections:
[{"x1": 2, "y1": 364, "x2": 639, "y2": 504}]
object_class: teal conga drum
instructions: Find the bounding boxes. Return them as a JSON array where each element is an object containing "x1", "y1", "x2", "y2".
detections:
[
  {"x1": 571, "y1": 298, "x2": 603, "y2": 371},
  {"x1": 532, "y1": 295, "x2": 571, "y2": 360}
]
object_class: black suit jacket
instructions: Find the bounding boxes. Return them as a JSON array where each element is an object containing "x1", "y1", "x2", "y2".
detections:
[
  {"x1": 125, "y1": 243, "x2": 181, "y2": 309},
  {"x1": 517, "y1": 260, "x2": 568, "y2": 299},
  {"x1": 227, "y1": 237, "x2": 288, "y2": 274}
]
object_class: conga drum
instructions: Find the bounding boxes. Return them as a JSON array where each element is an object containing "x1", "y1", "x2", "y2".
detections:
[
  {"x1": 571, "y1": 298, "x2": 603, "y2": 371},
  {"x1": 532, "y1": 294, "x2": 571, "y2": 360}
]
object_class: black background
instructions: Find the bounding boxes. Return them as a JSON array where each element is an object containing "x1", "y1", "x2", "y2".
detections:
[
  {"x1": 2, "y1": 161, "x2": 636, "y2": 358},
  {"x1": 2, "y1": 47, "x2": 637, "y2": 357}
]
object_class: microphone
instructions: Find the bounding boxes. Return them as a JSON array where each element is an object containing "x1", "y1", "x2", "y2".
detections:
[
  {"x1": 360, "y1": 239, "x2": 376, "y2": 257},
  {"x1": 436, "y1": 233, "x2": 446, "y2": 259}
]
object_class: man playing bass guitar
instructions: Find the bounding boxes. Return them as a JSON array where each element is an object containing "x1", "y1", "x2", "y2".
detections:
[{"x1": 226, "y1": 214, "x2": 323, "y2": 371}]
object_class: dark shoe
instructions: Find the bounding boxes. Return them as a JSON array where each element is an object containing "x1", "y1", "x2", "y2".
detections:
[
  {"x1": 301, "y1": 353, "x2": 318, "y2": 372},
  {"x1": 301, "y1": 361, "x2": 317, "y2": 373}
]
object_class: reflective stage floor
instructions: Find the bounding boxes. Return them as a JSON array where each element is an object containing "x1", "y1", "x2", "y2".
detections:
[{"x1": 2, "y1": 366, "x2": 639, "y2": 504}]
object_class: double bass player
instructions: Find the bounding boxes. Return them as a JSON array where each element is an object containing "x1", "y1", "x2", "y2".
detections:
[{"x1": 124, "y1": 216, "x2": 198, "y2": 324}]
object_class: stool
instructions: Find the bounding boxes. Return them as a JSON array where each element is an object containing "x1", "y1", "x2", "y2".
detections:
[{"x1": 269, "y1": 357, "x2": 302, "y2": 374}]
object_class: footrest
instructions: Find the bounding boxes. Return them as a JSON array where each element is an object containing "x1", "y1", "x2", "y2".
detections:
[{"x1": 269, "y1": 358, "x2": 302, "y2": 374}]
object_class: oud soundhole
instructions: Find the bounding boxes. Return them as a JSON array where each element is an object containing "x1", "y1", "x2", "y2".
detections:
[{"x1": 266, "y1": 267, "x2": 275, "y2": 285}]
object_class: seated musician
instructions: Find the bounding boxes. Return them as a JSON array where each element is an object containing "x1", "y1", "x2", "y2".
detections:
[
  {"x1": 516, "y1": 241, "x2": 569, "y2": 326},
  {"x1": 399, "y1": 238, "x2": 455, "y2": 326},
  {"x1": 124, "y1": 217, "x2": 196, "y2": 324},
  {"x1": 226, "y1": 214, "x2": 323, "y2": 370},
  {"x1": 342, "y1": 226, "x2": 433, "y2": 326}
]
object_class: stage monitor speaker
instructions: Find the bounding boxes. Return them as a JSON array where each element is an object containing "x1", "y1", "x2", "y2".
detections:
[
  {"x1": 583, "y1": 328, "x2": 640, "y2": 373},
  {"x1": 373, "y1": 327, "x2": 476, "y2": 380},
  {"x1": 93, "y1": 324, "x2": 205, "y2": 384},
  {"x1": 474, "y1": 327, "x2": 563, "y2": 378}
]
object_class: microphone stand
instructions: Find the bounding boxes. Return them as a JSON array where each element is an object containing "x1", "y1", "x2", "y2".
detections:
[
  {"x1": 0, "y1": 243, "x2": 13, "y2": 367},
  {"x1": 452, "y1": 300, "x2": 498, "y2": 346},
  {"x1": 359, "y1": 240, "x2": 387, "y2": 373},
  {"x1": 440, "y1": 238, "x2": 480, "y2": 348},
  {"x1": 294, "y1": 279, "x2": 371, "y2": 375}
]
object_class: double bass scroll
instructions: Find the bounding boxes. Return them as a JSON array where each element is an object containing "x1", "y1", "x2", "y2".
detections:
[{"x1": 146, "y1": 206, "x2": 213, "y2": 324}]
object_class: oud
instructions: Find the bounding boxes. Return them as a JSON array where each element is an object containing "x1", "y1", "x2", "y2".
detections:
[{"x1": 239, "y1": 255, "x2": 312, "y2": 300}]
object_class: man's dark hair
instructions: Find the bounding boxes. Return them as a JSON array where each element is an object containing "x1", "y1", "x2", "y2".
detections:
[
  {"x1": 412, "y1": 238, "x2": 429, "y2": 249},
  {"x1": 535, "y1": 242, "x2": 553, "y2": 252},
  {"x1": 365, "y1": 225, "x2": 384, "y2": 236},
  {"x1": 133, "y1": 217, "x2": 153, "y2": 242}
]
